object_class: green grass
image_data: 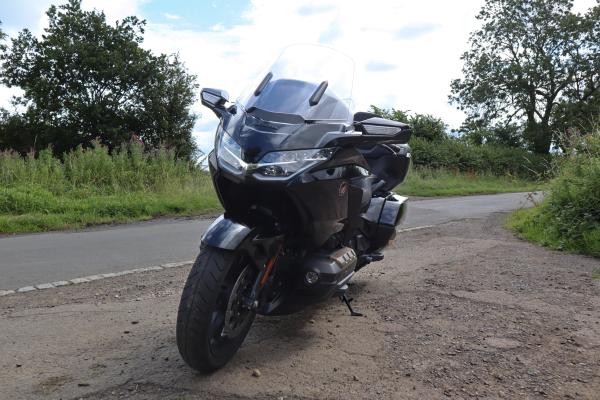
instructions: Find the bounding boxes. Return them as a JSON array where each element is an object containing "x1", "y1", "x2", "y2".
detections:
[
  {"x1": 508, "y1": 131, "x2": 600, "y2": 258},
  {"x1": 0, "y1": 142, "x2": 221, "y2": 234},
  {"x1": 399, "y1": 167, "x2": 544, "y2": 197},
  {"x1": 0, "y1": 186, "x2": 220, "y2": 234},
  {"x1": 592, "y1": 268, "x2": 600, "y2": 280},
  {"x1": 0, "y1": 142, "x2": 547, "y2": 234}
]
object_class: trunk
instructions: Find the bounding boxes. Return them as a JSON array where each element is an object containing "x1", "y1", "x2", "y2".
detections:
[
  {"x1": 532, "y1": 119, "x2": 552, "y2": 154},
  {"x1": 524, "y1": 114, "x2": 552, "y2": 154}
]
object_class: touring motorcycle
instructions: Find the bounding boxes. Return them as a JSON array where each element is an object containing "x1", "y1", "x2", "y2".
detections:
[{"x1": 177, "y1": 45, "x2": 412, "y2": 371}]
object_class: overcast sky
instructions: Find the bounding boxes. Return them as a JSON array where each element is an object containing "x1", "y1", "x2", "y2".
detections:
[{"x1": 1, "y1": 0, "x2": 597, "y2": 152}]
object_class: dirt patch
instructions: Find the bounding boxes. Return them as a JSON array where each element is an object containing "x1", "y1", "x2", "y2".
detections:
[{"x1": 1, "y1": 213, "x2": 599, "y2": 399}]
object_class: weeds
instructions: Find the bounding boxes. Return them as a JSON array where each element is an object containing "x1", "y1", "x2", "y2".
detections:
[
  {"x1": 508, "y1": 128, "x2": 600, "y2": 257},
  {"x1": 0, "y1": 141, "x2": 220, "y2": 233}
]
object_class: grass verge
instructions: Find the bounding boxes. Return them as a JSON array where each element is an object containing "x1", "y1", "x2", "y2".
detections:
[
  {"x1": 0, "y1": 142, "x2": 545, "y2": 234},
  {"x1": 0, "y1": 187, "x2": 221, "y2": 234},
  {"x1": 0, "y1": 142, "x2": 221, "y2": 234},
  {"x1": 400, "y1": 167, "x2": 544, "y2": 197}
]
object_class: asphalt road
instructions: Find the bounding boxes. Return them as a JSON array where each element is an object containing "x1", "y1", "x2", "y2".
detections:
[{"x1": 0, "y1": 192, "x2": 541, "y2": 289}]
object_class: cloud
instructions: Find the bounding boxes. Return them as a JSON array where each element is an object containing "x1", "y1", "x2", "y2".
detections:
[
  {"x1": 395, "y1": 22, "x2": 440, "y2": 39},
  {"x1": 0, "y1": 0, "x2": 53, "y2": 35},
  {"x1": 210, "y1": 23, "x2": 225, "y2": 32},
  {"x1": 297, "y1": 4, "x2": 336, "y2": 16},
  {"x1": 164, "y1": 13, "x2": 182, "y2": 20},
  {"x1": 81, "y1": 0, "x2": 148, "y2": 22},
  {"x1": 366, "y1": 61, "x2": 397, "y2": 72},
  {"x1": 318, "y1": 20, "x2": 343, "y2": 44},
  {"x1": 3, "y1": 0, "x2": 596, "y2": 154}
]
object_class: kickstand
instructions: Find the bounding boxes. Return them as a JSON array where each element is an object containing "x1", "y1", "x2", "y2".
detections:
[{"x1": 340, "y1": 294, "x2": 364, "y2": 317}]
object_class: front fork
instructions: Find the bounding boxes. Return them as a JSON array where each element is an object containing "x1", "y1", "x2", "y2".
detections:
[{"x1": 241, "y1": 235, "x2": 284, "y2": 311}]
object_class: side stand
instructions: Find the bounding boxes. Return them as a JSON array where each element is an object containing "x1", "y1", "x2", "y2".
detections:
[{"x1": 340, "y1": 294, "x2": 364, "y2": 317}]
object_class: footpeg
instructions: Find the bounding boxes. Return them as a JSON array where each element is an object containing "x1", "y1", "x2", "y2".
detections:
[{"x1": 340, "y1": 294, "x2": 364, "y2": 317}]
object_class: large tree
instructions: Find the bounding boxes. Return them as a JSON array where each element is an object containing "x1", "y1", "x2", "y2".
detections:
[
  {"x1": 450, "y1": 0, "x2": 600, "y2": 154},
  {"x1": 0, "y1": 0, "x2": 198, "y2": 158}
]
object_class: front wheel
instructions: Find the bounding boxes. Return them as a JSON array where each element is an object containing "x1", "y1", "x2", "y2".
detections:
[{"x1": 176, "y1": 245, "x2": 257, "y2": 371}]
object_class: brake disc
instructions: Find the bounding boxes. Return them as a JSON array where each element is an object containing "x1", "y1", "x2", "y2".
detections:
[{"x1": 222, "y1": 266, "x2": 253, "y2": 338}]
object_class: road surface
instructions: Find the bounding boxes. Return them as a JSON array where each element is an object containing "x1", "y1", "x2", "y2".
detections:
[
  {"x1": 1, "y1": 212, "x2": 598, "y2": 399},
  {"x1": 0, "y1": 192, "x2": 541, "y2": 289}
]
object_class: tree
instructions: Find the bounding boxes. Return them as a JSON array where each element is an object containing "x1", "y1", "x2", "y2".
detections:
[
  {"x1": 0, "y1": 0, "x2": 198, "y2": 158},
  {"x1": 450, "y1": 0, "x2": 600, "y2": 154},
  {"x1": 369, "y1": 106, "x2": 447, "y2": 141},
  {"x1": 369, "y1": 106, "x2": 410, "y2": 124},
  {"x1": 459, "y1": 119, "x2": 523, "y2": 148}
]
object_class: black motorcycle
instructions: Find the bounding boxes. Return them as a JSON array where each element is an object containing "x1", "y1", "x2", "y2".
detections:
[{"x1": 176, "y1": 45, "x2": 412, "y2": 371}]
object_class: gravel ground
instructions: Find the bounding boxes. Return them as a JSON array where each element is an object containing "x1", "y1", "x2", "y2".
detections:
[{"x1": 0, "y1": 213, "x2": 599, "y2": 400}]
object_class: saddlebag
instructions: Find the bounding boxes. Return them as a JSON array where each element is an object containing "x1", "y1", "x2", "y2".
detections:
[{"x1": 361, "y1": 194, "x2": 408, "y2": 251}]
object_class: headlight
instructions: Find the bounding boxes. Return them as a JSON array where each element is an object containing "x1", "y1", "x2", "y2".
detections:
[
  {"x1": 217, "y1": 131, "x2": 245, "y2": 172},
  {"x1": 216, "y1": 131, "x2": 335, "y2": 178},
  {"x1": 254, "y1": 148, "x2": 335, "y2": 177}
]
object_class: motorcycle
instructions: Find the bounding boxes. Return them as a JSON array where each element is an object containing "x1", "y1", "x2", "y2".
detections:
[{"x1": 176, "y1": 44, "x2": 412, "y2": 371}]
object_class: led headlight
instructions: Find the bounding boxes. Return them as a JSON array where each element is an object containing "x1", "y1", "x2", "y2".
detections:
[
  {"x1": 254, "y1": 148, "x2": 335, "y2": 178},
  {"x1": 216, "y1": 130, "x2": 335, "y2": 178},
  {"x1": 217, "y1": 131, "x2": 245, "y2": 172}
]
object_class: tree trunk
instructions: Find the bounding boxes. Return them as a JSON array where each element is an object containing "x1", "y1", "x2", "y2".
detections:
[
  {"x1": 524, "y1": 115, "x2": 552, "y2": 154},
  {"x1": 534, "y1": 119, "x2": 552, "y2": 154}
]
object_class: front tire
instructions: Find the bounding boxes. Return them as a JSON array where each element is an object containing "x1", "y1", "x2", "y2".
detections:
[{"x1": 176, "y1": 245, "x2": 256, "y2": 372}]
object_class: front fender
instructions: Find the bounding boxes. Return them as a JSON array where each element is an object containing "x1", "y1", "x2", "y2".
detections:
[{"x1": 201, "y1": 215, "x2": 253, "y2": 250}]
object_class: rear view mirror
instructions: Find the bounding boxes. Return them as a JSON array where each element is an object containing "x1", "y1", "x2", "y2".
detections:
[{"x1": 201, "y1": 88, "x2": 229, "y2": 116}]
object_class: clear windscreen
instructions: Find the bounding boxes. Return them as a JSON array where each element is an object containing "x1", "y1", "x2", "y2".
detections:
[{"x1": 239, "y1": 44, "x2": 355, "y2": 123}]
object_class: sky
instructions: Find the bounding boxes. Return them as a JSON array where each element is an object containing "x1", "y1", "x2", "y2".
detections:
[{"x1": 0, "y1": 0, "x2": 597, "y2": 153}]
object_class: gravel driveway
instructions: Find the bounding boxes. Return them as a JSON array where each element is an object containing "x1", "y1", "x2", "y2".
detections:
[{"x1": 1, "y1": 213, "x2": 598, "y2": 399}]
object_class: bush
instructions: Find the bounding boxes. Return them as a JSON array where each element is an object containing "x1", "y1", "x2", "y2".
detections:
[
  {"x1": 508, "y1": 130, "x2": 600, "y2": 257},
  {"x1": 409, "y1": 137, "x2": 552, "y2": 179},
  {"x1": 369, "y1": 105, "x2": 551, "y2": 179}
]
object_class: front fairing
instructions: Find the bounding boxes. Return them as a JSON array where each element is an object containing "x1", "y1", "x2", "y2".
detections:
[{"x1": 220, "y1": 109, "x2": 348, "y2": 164}]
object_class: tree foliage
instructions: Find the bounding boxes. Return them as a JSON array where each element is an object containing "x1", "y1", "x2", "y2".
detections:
[
  {"x1": 459, "y1": 119, "x2": 523, "y2": 148},
  {"x1": 450, "y1": 0, "x2": 600, "y2": 154},
  {"x1": 0, "y1": 0, "x2": 198, "y2": 158},
  {"x1": 369, "y1": 106, "x2": 447, "y2": 142}
]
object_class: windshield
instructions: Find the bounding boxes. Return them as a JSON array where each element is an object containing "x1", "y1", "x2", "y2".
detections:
[{"x1": 239, "y1": 44, "x2": 355, "y2": 123}]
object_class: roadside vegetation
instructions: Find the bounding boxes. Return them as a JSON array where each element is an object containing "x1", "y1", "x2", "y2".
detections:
[
  {"x1": 401, "y1": 168, "x2": 543, "y2": 197},
  {"x1": 508, "y1": 130, "x2": 600, "y2": 257},
  {"x1": 0, "y1": 0, "x2": 598, "y2": 234},
  {"x1": 0, "y1": 140, "x2": 543, "y2": 234},
  {"x1": 0, "y1": 142, "x2": 219, "y2": 233}
]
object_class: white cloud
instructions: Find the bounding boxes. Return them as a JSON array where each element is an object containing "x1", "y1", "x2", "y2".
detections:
[
  {"x1": 141, "y1": 0, "x2": 600, "y2": 153},
  {"x1": 81, "y1": 0, "x2": 147, "y2": 22},
  {"x1": 141, "y1": 0, "x2": 486, "y2": 151},
  {"x1": 210, "y1": 23, "x2": 225, "y2": 32},
  {"x1": 1, "y1": 0, "x2": 597, "y2": 153},
  {"x1": 0, "y1": 86, "x2": 24, "y2": 113},
  {"x1": 164, "y1": 13, "x2": 182, "y2": 20}
]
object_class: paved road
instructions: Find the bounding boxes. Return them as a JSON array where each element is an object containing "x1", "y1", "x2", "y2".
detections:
[{"x1": 0, "y1": 192, "x2": 541, "y2": 289}]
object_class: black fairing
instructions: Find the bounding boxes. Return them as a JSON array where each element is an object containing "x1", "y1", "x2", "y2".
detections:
[
  {"x1": 206, "y1": 96, "x2": 411, "y2": 316},
  {"x1": 221, "y1": 108, "x2": 347, "y2": 163}
]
